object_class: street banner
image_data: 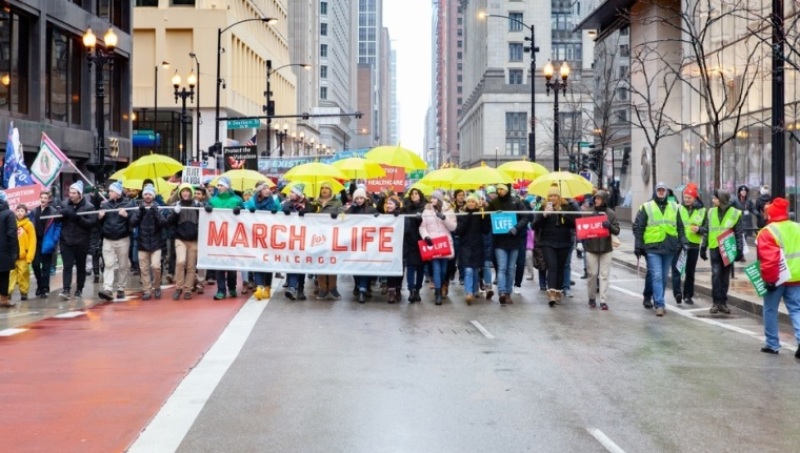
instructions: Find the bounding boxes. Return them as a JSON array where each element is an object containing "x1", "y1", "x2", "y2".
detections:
[
  {"x1": 418, "y1": 236, "x2": 453, "y2": 261},
  {"x1": 223, "y1": 145, "x2": 258, "y2": 171},
  {"x1": 718, "y1": 229, "x2": 737, "y2": 266},
  {"x1": 32, "y1": 133, "x2": 69, "y2": 188},
  {"x1": 4, "y1": 183, "x2": 44, "y2": 210},
  {"x1": 575, "y1": 215, "x2": 610, "y2": 240},
  {"x1": 182, "y1": 166, "x2": 202, "y2": 186},
  {"x1": 744, "y1": 261, "x2": 768, "y2": 297},
  {"x1": 366, "y1": 165, "x2": 405, "y2": 193},
  {"x1": 197, "y1": 210, "x2": 404, "y2": 275},
  {"x1": 675, "y1": 248, "x2": 688, "y2": 275},
  {"x1": 491, "y1": 212, "x2": 517, "y2": 234}
]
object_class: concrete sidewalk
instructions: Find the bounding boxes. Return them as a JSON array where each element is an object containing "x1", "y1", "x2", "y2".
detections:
[{"x1": 611, "y1": 221, "x2": 787, "y2": 320}]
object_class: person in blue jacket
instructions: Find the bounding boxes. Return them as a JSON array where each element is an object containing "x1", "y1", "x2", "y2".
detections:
[{"x1": 32, "y1": 190, "x2": 61, "y2": 298}]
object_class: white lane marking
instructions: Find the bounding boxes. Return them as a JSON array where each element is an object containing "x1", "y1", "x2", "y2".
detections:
[
  {"x1": 587, "y1": 428, "x2": 627, "y2": 453},
  {"x1": 0, "y1": 328, "x2": 28, "y2": 336},
  {"x1": 681, "y1": 307, "x2": 711, "y2": 312},
  {"x1": 0, "y1": 311, "x2": 39, "y2": 319},
  {"x1": 470, "y1": 320, "x2": 495, "y2": 339},
  {"x1": 128, "y1": 294, "x2": 271, "y2": 452},
  {"x1": 53, "y1": 311, "x2": 87, "y2": 319}
]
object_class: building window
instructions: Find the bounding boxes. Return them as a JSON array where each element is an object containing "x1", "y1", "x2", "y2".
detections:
[
  {"x1": 0, "y1": 8, "x2": 30, "y2": 115},
  {"x1": 619, "y1": 44, "x2": 630, "y2": 57},
  {"x1": 508, "y1": 69, "x2": 524, "y2": 85},
  {"x1": 45, "y1": 26, "x2": 81, "y2": 125},
  {"x1": 458, "y1": 40, "x2": 462, "y2": 48},
  {"x1": 619, "y1": 65, "x2": 628, "y2": 79},
  {"x1": 135, "y1": 0, "x2": 158, "y2": 5},
  {"x1": 457, "y1": 51, "x2": 462, "y2": 59},
  {"x1": 320, "y1": 44, "x2": 328, "y2": 57},
  {"x1": 508, "y1": 43, "x2": 523, "y2": 61},
  {"x1": 457, "y1": 63, "x2": 463, "y2": 72},
  {"x1": 508, "y1": 12, "x2": 523, "y2": 32},
  {"x1": 505, "y1": 112, "x2": 528, "y2": 156},
  {"x1": 170, "y1": 0, "x2": 195, "y2": 5},
  {"x1": 320, "y1": 66, "x2": 328, "y2": 79},
  {"x1": 617, "y1": 86, "x2": 628, "y2": 100},
  {"x1": 320, "y1": 1, "x2": 328, "y2": 15},
  {"x1": 320, "y1": 86, "x2": 328, "y2": 100},
  {"x1": 320, "y1": 23, "x2": 328, "y2": 36},
  {"x1": 616, "y1": 109, "x2": 628, "y2": 123}
]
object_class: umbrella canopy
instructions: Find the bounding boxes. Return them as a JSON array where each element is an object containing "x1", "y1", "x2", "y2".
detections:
[
  {"x1": 123, "y1": 154, "x2": 184, "y2": 180},
  {"x1": 408, "y1": 180, "x2": 434, "y2": 196},
  {"x1": 419, "y1": 167, "x2": 465, "y2": 188},
  {"x1": 331, "y1": 158, "x2": 386, "y2": 179},
  {"x1": 497, "y1": 160, "x2": 549, "y2": 181},
  {"x1": 527, "y1": 171, "x2": 594, "y2": 199},
  {"x1": 365, "y1": 144, "x2": 428, "y2": 170},
  {"x1": 284, "y1": 162, "x2": 347, "y2": 182},
  {"x1": 122, "y1": 178, "x2": 176, "y2": 198},
  {"x1": 281, "y1": 179, "x2": 344, "y2": 198},
  {"x1": 452, "y1": 163, "x2": 513, "y2": 189},
  {"x1": 108, "y1": 168, "x2": 128, "y2": 181},
  {"x1": 211, "y1": 169, "x2": 273, "y2": 193}
]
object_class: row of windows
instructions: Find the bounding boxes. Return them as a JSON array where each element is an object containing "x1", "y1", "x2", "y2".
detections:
[
  {"x1": 552, "y1": 42, "x2": 582, "y2": 62},
  {"x1": 136, "y1": 0, "x2": 193, "y2": 6},
  {"x1": 0, "y1": 9, "x2": 30, "y2": 115}
]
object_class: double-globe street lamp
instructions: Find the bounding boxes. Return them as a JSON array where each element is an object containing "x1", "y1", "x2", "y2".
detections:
[
  {"x1": 264, "y1": 61, "x2": 311, "y2": 156},
  {"x1": 478, "y1": 12, "x2": 539, "y2": 162},
  {"x1": 173, "y1": 70, "x2": 197, "y2": 164},
  {"x1": 544, "y1": 61, "x2": 570, "y2": 172},
  {"x1": 214, "y1": 17, "x2": 278, "y2": 153},
  {"x1": 273, "y1": 122, "x2": 289, "y2": 157},
  {"x1": 83, "y1": 27, "x2": 118, "y2": 186}
]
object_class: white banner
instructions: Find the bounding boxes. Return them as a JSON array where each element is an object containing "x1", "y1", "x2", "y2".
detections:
[{"x1": 197, "y1": 211, "x2": 405, "y2": 275}]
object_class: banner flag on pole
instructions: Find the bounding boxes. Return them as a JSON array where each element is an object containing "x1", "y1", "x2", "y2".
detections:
[
  {"x1": 32, "y1": 133, "x2": 69, "y2": 188},
  {"x1": 3, "y1": 122, "x2": 35, "y2": 189}
]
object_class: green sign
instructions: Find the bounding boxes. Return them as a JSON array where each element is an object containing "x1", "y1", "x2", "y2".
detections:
[
  {"x1": 227, "y1": 119, "x2": 261, "y2": 129},
  {"x1": 408, "y1": 170, "x2": 425, "y2": 179},
  {"x1": 579, "y1": 141, "x2": 591, "y2": 148},
  {"x1": 744, "y1": 261, "x2": 767, "y2": 297},
  {"x1": 718, "y1": 229, "x2": 738, "y2": 266}
]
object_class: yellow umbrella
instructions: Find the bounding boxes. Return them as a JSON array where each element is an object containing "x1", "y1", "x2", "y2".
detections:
[
  {"x1": 211, "y1": 169, "x2": 273, "y2": 193},
  {"x1": 527, "y1": 171, "x2": 594, "y2": 199},
  {"x1": 408, "y1": 180, "x2": 434, "y2": 196},
  {"x1": 284, "y1": 162, "x2": 347, "y2": 182},
  {"x1": 122, "y1": 178, "x2": 177, "y2": 198},
  {"x1": 498, "y1": 160, "x2": 549, "y2": 181},
  {"x1": 332, "y1": 157, "x2": 386, "y2": 179},
  {"x1": 365, "y1": 144, "x2": 428, "y2": 170},
  {"x1": 281, "y1": 179, "x2": 344, "y2": 198},
  {"x1": 108, "y1": 168, "x2": 128, "y2": 181},
  {"x1": 452, "y1": 162, "x2": 513, "y2": 189},
  {"x1": 419, "y1": 167, "x2": 465, "y2": 188},
  {"x1": 124, "y1": 154, "x2": 184, "y2": 180}
]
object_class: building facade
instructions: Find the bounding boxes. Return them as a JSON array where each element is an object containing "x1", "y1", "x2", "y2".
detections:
[
  {"x1": 433, "y1": 0, "x2": 463, "y2": 166},
  {"x1": 286, "y1": 0, "x2": 319, "y2": 157},
  {"x1": 353, "y1": 0, "x2": 392, "y2": 149}
]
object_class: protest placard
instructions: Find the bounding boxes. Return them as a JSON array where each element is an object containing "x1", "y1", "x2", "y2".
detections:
[
  {"x1": 744, "y1": 261, "x2": 767, "y2": 297},
  {"x1": 491, "y1": 212, "x2": 517, "y2": 234},
  {"x1": 575, "y1": 215, "x2": 610, "y2": 240}
]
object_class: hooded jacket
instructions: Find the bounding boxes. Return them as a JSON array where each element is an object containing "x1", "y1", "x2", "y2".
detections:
[
  {"x1": 532, "y1": 198, "x2": 578, "y2": 249},
  {"x1": 419, "y1": 201, "x2": 457, "y2": 259},
  {"x1": 209, "y1": 190, "x2": 244, "y2": 210},
  {"x1": 168, "y1": 184, "x2": 202, "y2": 241},
  {"x1": 633, "y1": 190, "x2": 686, "y2": 255},
  {"x1": 16, "y1": 216, "x2": 36, "y2": 263},
  {"x1": 756, "y1": 200, "x2": 800, "y2": 286},
  {"x1": 732, "y1": 185, "x2": 756, "y2": 219},
  {"x1": 0, "y1": 200, "x2": 18, "y2": 272},
  {"x1": 244, "y1": 192, "x2": 280, "y2": 213},
  {"x1": 755, "y1": 192, "x2": 772, "y2": 229},
  {"x1": 455, "y1": 206, "x2": 490, "y2": 267},
  {"x1": 130, "y1": 200, "x2": 168, "y2": 252},
  {"x1": 699, "y1": 189, "x2": 744, "y2": 256},
  {"x1": 583, "y1": 191, "x2": 621, "y2": 254},
  {"x1": 32, "y1": 203, "x2": 61, "y2": 255}
]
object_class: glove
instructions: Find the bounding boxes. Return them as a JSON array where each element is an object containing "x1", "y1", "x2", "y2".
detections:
[
  {"x1": 60, "y1": 207, "x2": 75, "y2": 219},
  {"x1": 508, "y1": 227, "x2": 517, "y2": 236},
  {"x1": 374, "y1": 212, "x2": 380, "y2": 218},
  {"x1": 765, "y1": 283, "x2": 778, "y2": 293},
  {"x1": 634, "y1": 248, "x2": 645, "y2": 259},
  {"x1": 436, "y1": 212, "x2": 446, "y2": 220},
  {"x1": 415, "y1": 212, "x2": 422, "y2": 218},
  {"x1": 700, "y1": 248, "x2": 708, "y2": 261},
  {"x1": 233, "y1": 207, "x2": 241, "y2": 215},
  {"x1": 393, "y1": 211, "x2": 400, "y2": 217},
  {"x1": 248, "y1": 207, "x2": 256, "y2": 213},
  {"x1": 204, "y1": 205, "x2": 213, "y2": 213},
  {"x1": 139, "y1": 205, "x2": 147, "y2": 214},
  {"x1": 466, "y1": 210, "x2": 473, "y2": 216},
  {"x1": 425, "y1": 237, "x2": 434, "y2": 247},
  {"x1": 602, "y1": 221, "x2": 611, "y2": 229},
  {"x1": 283, "y1": 207, "x2": 291, "y2": 215},
  {"x1": 331, "y1": 212, "x2": 339, "y2": 220},
  {"x1": 173, "y1": 205, "x2": 181, "y2": 214},
  {"x1": 577, "y1": 242, "x2": 584, "y2": 252},
  {"x1": 298, "y1": 210, "x2": 305, "y2": 217}
]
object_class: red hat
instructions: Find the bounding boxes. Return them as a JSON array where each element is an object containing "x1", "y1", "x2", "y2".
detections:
[
  {"x1": 766, "y1": 197, "x2": 789, "y2": 221},
  {"x1": 684, "y1": 183, "x2": 699, "y2": 199}
]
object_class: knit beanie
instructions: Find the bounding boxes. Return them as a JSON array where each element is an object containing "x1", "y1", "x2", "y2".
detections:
[
  {"x1": 760, "y1": 185, "x2": 770, "y2": 196},
  {"x1": 291, "y1": 183, "x2": 306, "y2": 198},
  {"x1": 109, "y1": 181, "x2": 124, "y2": 195},
  {"x1": 142, "y1": 184, "x2": 157, "y2": 197},
  {"x1": 547, "y1": 184, "x2": 561, "y2": 197},
  {"x1": 217, "y1": 176, "x2": 231, "y2": 189},
  {"x1": 353, "y1": 188, "x2": 367, "y2": 200},
  {"x1": 684, "y1": 183, "x2": 699, "y2": 199},
  {"x1": 70, "y1": 180, "x2": 84, "y2": 196},
  {"x1": 766, "y1": 197, "x2": 789, "y2": 220}
]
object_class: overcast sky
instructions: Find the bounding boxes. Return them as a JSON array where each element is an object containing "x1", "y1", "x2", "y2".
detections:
[{"x1": 383, "y1": 0, "x2": 432, "y2": 155}]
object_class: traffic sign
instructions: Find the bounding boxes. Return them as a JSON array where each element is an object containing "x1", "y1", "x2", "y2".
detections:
[{"x1": 227, "y1": 119, "x2": 261, "y2": 129}]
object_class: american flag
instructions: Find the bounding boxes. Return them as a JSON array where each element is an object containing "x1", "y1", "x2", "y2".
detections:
[{"x1": 245, "y1": 134, "x2": 257, "y2": 146}]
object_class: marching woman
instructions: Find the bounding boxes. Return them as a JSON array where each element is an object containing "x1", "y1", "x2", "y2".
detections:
[
  {"x1": 403, "y1": 188, "x2": 427, "y2": 302},
  {"x1": 383, "y1": 196, "x2": 404, "y2": 303},
  {"x1": 311, "y1": 182, "x2": 344, "y2": 300},
  {"x1": 583, "y1": 190, "x2": 620, "y2": 310},
  {"x1": 419, "y1": 190, "x2": 457, "y2": 305},
  {"x1": 455, "y1": 193, "x2": 489, "y2": 305},
  {"x1": 346, "y1": 188, "x2": 378, "y2": 303},
  {"x1": 532, "y1": 184, "x2": 578, "y2": 307},
  {"x1": 244, "y1": 182, "x2": 279, "y2": 300}
]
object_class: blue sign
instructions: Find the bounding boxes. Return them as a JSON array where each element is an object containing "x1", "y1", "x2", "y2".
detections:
[{"x1": 491, "y1": 212, "x2": 517, "y2": 234}]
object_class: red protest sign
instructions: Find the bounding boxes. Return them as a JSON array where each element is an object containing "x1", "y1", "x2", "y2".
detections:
[
  {"x1": 418, "y1": 236, "x2": 453, "y2": 261},
  {"x1": 575, "y1": 215, "x2": 610, "y2": 240},
  {"x1": 366, "y1": 165, "x2": 406, "y2": 193},
  {"x1": 4, "y1": 184, "x2": 44, "y2": 211}
]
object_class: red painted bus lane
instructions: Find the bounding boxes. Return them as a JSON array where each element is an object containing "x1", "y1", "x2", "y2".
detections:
[{"x1": 0, "y1": 296, "x2": 246, "y2": 452}]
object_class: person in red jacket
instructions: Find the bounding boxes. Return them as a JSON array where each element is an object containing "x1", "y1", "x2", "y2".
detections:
[{"x1": 756, "y1": 197, "x2": 800, "y2": 357}]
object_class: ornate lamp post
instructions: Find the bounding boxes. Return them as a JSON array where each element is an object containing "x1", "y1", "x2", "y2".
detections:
[
  {"x1": 173, "y1": 70, "x2": 197, "y2": 164},
  {"x1": 273, "y1": 122, "x2": 289, "y2": 157},
  {"x1": 83, "y1": 27, "x2": 118, "y2": 186},
  {"x1": 544, "y1": 61, "x2": 569, "y2": 172}
]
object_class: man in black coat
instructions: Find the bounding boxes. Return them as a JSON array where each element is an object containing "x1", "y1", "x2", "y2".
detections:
[
  {"x1": 97, "y1": 181, "x2": 134, "y2": 301},
  {"x1": 0, "y1": 191, "x2": 19, "y2": 307},
  {"x1": 58, "y1": 181, "x2": 97, "y2": 300},
  {"x1": 130, "y1": 184, "x2": 168, "y2": 301}
]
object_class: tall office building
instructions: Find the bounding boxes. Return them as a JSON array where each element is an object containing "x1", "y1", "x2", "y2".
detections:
[
  {"x1": 389, "y1": 48, "x2": 398, "y2": 146},
  {"x1": 433, "y1": 0, "x2": 463, "y2": 166},
  {"x1": 353, "y1": 0, "x2": 389, "y2": 148},
  {"x1": 287, "y1": 0, "x2": 319, "y2": 156}
]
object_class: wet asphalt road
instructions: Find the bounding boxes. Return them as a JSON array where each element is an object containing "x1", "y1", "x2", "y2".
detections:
[{"x1": 177, "y1": 261, "x2": 800, "y2": 453}]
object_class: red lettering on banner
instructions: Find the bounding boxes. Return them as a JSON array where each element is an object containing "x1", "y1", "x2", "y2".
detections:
[
  {"x1": 289, "y1": 226, "x2": 306, "y2": 251},
  {"x1": 208, "y1": 221, "x2": 228, "y2": 247},
  {"x1": 230, "y1": 223, "x2": 249, "y2": 247},
  {"x1": 332, "y1": 227, "x2": 347, "y2": 251},
  {"x1": 252, "y1": 224, "x2": 268, "y2": 248},
  {"x1": 361, "y1": 227, "x2": 377, "y2": 251},
  {"x1": 379, "y1": 227, "x2": 393, "y2": 252},
  {"x1": 351, "y1": 228, "x2": 358, "y2": 250},
  {"x1": 271, "y1": 225, "x2": 287, "y2": 249}
]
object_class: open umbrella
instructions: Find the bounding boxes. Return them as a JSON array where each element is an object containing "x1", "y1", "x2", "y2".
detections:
[
  {"x1": 452, "y1": 162, "x2": 513, "y2": 189},
  {"x1": 281, "y1": 179, "x2": 344, "y2": 198},
  {"x1": 498, "y1": 160, "x2": 549, "y2": 181},
  {"x1": 419, "y1": 167, "x2": 465, "y2": 188},
  {"x1": 332, "y1": 157, "x2": 386, "y2": 180},
  {"x1": 408, "y1": 180, "x2": 434, "y2": 196},
  {"x1": 284, "y1": 162, "x2": 347, "y2": 182},
  {"x1": 123, "y1": 154, "x2": 184, "y2": 180},
  {"x1": 211, "y1": 169, "x2": 273, "y2": 193},
  {"x1": 527, "y1": 171, "x2": 594, "y2": 199},
  {"x1": 108, "y1": 168, "x2": 128, "y2": 181},
  {"x1": 365, "y1": 144, "x2": 428, "y2": 170},
  {"x1": 122, "y1": 178, "x2": 177, "y2": 198}
]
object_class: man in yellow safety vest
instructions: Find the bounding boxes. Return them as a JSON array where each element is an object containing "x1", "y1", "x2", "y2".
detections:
[
  {"x1": 756, "y1": 197, "x2": 800, "y2": 357},
  {"x1": 699, "y1": 189, "x2": 744, "y2": 314}
]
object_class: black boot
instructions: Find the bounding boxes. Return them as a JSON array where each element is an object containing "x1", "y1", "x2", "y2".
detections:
[
  {"x1": 387, "y1": 288, "x2": 397, "y2": 304},
  {"x1": 435, "y1": 288, "x2": 442, "y2": 305},
  {"x1": 413, "y1": 289, "x2": 422, "y2": 302},
  {"x1": 358, "y1": 290, "x2": 366, "y2": 304},
  {"x1": 408, "y1": 289, "x2": 415, "y2": 303}
]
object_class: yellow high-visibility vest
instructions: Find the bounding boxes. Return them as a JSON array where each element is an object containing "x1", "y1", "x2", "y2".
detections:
[
  {"x1": 759, "y1": 221, "x2": 800, "y2": 283},
  {"x1": 707, "y1": 207, "x2": 741, "y2": 249},
  {"x1": 679, "y1": 205, "x2": 706, "y2": 245},
  {"x1": 643, "y1": 201, "x2": 678, "y2": 244}
]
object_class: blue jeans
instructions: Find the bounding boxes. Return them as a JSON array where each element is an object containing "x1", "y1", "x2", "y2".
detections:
[
  {"x1": 355, "y1": 275, "x2": 370, "y2": 292},
  {"x1": 287, "y1": 273, "x2": 305, "y2": 291},
  {"x1": 463, "y1": 267, "x2": 480, "y2": 296},
  {"x1": 562, "y1": 243, "x2": 574, "y2": 291},
  {"x1": 494, "y1": 248, "x2": 519, "y2": 295},
  {"x1": 763, "y1": 285, "x2": 800, "y2": 351},
  {"x1": 646, "y1": 253, "x2": 674, "y2": 308},
  {"x1": 431, "y1": 258, "x2": 449, "y2": 290},
  {"x1": 406, "y1": 265, "x2": 424, "y2": 291}
]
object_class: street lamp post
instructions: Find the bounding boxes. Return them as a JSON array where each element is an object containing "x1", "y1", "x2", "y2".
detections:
[
  {"x1": 479, "y1": 12, "x2": 538, "y2": 161},
  {"x1": 190, "y1": 52, "x2": 200, "y2": 162},
  {"x1": 83, "y1": 27, "x2": 118, "y2": 186},
  {"x1": 214, "y1": 17, "x2": 278, "y2": 149},
  {"x1": 264, "y1": 60, "x2": 311, "y2": 156},
  {"x1": 274, "y1": 122, "x2": 289, "y2": 157},
  {"x1": 173, "y1": 70, "x2": 197, "y2": 165},
  {"x1": 153, "y1": 61, "x2": 170, "y2": 151},
  {"x1": 544, "y1": 61, "x2": 569, "y2": 172}
]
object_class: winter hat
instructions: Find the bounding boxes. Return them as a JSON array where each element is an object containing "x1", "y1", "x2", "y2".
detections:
[
  {"x1": 291, "y1": 183, "x2": 306, "y2": 198},
  {"x1": 142, "y1": 184, "x2": 157, "y2": 197},
  {"x1": 547, "y1": 184, "x2": 561, "y2": 197},
  {"x1": 485, "y1": 186, "x2": 496, "y2": 195},
  {"x1": 713, "y1": 189, "x2": 731, "y2": 207},
  {"x1": 217, "y1": 176, "x2": 231, "y2": 189},
  {"x1": 760, "y1": 185, "x2": 770, "y2": 195},
  {"x1": 656, "y1": 181, "x2": 668, "y2": 190},
  {"x1": 430, "y1": 190, "x2": 445, "y2": 204},
  {"x1": 496, "y1": 183, "x2": 509, "y2": 192},
  {"x1": 684, "y1": 183, "x2": 699, "y2": 199},
  {"x1": 766, "y1": 197, "x2": 789, "y2": 220},
  {"x1": 109, "y1": 181, "x2": 124, "y2": 195},
  {"x1": 70, "y1": 180, "x2": 84, "y2": 196},
  {"x1": 352, "y1": 187, "x2": 367, "y2": 200},
  {"x1": 467, "y1": 192, "x2": 480, "y2": 203},
  {"x1": 178, "y1": 183, "x2": 193, "y2": 195}
]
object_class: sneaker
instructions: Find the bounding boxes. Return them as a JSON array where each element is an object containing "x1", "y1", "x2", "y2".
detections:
[
  {"x1": 719, "y1": 305, "x2": 731, "y2": 314},
  {"x1": 539, "y1": 287, "x2": 547, "y2": 291},
  {"x1": 116, "y1": 290, "x2": 125, "y2": 300},
  {"x1": 563, "y1": 291, "x2": 573, "y2": 298},
  {"x1": 297, "y1": 292, "x2": 307, "y2": 301},
  {"x1": 760, "y1": 346, "x2": 779, "y2": 354},
  {"x1": 486, "y1": 290, "x2": 494, "y2": 300},
  {"x1": 93, "y1": 275, "x2": 100, "y2": 284},
  {"x1": 213, "y1": 291, "x2": 226, "y2": 300},
  {"x1": 183, "y1": 292, "x2": 192, "y2": 300},
  {"x1": 513, "y1": 286, "x2": 522, "y2": 295},
  {"x1": 142, "y1": 292, "x2": 152, "y2": 301},
  {"x1": 154, "y1": 288, "x2": 162, "y2": 299},
  {"x1": 74, "y1": 290, "x2": 82, "y2": 298},
  {"x1": 285, "y1": 288, "x2": 297, "y2": 300},
  {"x1": 196, "y1": 285, "x2": 205, "y2": 295},
  {"x1": 709, "y1": 304, "x2": 720, "y2": 314},
  {"x1": 20, "y1": 294, "x2": 28, "y2": 301},
  {"x1": 317, "y1": 291, "x2": 329, "y2": 300},
  {"x1": 166, "y1": 274, "x2": 174, "y2": 284},
  {"x1": 643, "y1": 298, "x2": 653, "y2": 309},
  {"x1": 600, "y1": 303, "x2": 608, "y2": 310},
  {"x1": 98, "y1": 290, "x2": 114, "y2": 301},
  {"x1": 329, "y1": 288, "x2": 341, "y2": 299},
  {"x1": 684, "y1": 298, "x2": 694, "y2": 305},
  {"x1": 655, "y1": 307, "x2": 665, "y2": 317},
  {"x1": 172, "y1": 290, "x2": 182, "y2": 301},
  {"x1": 588, "y1": 299, "x2": 597, "y2": 308},
  {"x1": 228, "y1": 290, "x2": 237, "y2": 298},
  {"x1": 675, "y1": 294, "x2": 683, "y2": 305}
]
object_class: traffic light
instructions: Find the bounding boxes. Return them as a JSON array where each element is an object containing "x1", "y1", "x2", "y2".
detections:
[
  {"x1": 568, "y1": 154, "x2": 578, "y2": 173},
  {"x1": 587, "y1": 145, "x2": 600, "y2": 171}
]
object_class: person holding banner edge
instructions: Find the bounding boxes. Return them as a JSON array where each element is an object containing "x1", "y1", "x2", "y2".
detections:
[
  {"x1": 311, "y1": 182, "x2": 344, "y2": 300},
  {"x1": 346, "y1": 187, "x2": 379, "y2": 303},
  {"x1": 403, "y1": 188, "x2": 427, "y2": 303},
  {"x1": 699, "y1": 189, "x2": 744, "y2": 314},
  {"x1": 382, "y1": 196, "x2": 404, "y2": 304},
  {"x1": 245, "y1": 182, "x2": 280, "y2": 301},
  {"x1": 58, "y1": 181, "x2": 97, "y2": 300}
]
